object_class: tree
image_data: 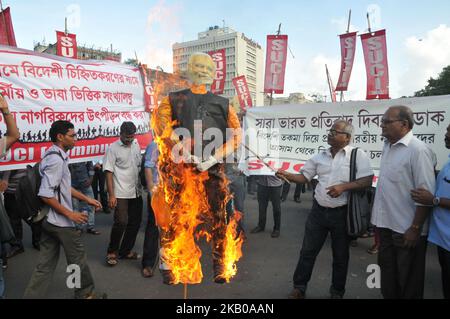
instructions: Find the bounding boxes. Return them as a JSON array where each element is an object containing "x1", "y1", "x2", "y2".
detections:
[{"x1": 414, "y1": 65, "x2": 450, "y2": 97}]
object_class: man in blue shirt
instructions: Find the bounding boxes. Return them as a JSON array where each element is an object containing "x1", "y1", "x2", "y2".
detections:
[
  {"x1": 411, "y1": 123, "x2": 450, "y2": 299},
  {"x1": 141, "y1": 140, "x2": 159, "y2": 278},
  {"x1": 24, "y1": 121, "x2": 104, "y2": 299}
]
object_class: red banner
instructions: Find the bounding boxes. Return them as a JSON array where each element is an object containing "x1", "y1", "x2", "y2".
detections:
[
  {"x1": 0, "y1": 7, "x2": 17, "y2": 47},
  {"x1": 361, "y1": 30, "x2": 390, "y2": 100},
  {"x1": 208, "y1": 49, "x2": 226, "y2": 94},
  {"x1": 336, "y1": 32, "x2": 357, "y2": 91},
  {"x1": 140, "y1": 64, "x2": 156, "y2": 112},
  {"x1": 56, "y1": 31, "x2": 78, "y2": 59},
  {"x1": 264, "y1": 35, "x2": 288, "y2": 94},
  {"x1": 232, "y1": 75, "x2": 253, "y2": 110}
]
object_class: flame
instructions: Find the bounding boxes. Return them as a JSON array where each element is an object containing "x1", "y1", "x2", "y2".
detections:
[
  {"x1": 150, "y1": 113, "x2": 243, "y2": 285},
  {"x1": 221, "y1": 211, "x2": 244, "y2": 282}
]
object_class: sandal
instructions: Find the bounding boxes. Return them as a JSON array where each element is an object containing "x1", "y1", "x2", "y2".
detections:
[
  {"x1": 120, "y1": 251, "x2": 141, "y2": 260},
  {"x1": 106, "y1": 254, "x2": 118, "y2": 266}
]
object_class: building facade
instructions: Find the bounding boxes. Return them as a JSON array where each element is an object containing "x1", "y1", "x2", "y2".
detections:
[
  {"x1": 34, "y1": 41, "x2": 121, "y2": 62},
  {"x1": 172, "y1": 26, "x2": 264, "y2": 106}
]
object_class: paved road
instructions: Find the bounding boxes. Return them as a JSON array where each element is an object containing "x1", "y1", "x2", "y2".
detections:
[{"x1": 2, "y1": 187, "x2": 444, "y2": 299}]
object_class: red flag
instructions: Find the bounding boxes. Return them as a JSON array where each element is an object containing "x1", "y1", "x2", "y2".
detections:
[
  {"x1": 360, "y1": 30, "x2": 390, "y2": 100},
  {"x1": 0, "y1": 7, "x2": 17, "y2": 47},
  {"x1": 264, "y1": 35, "x2": 288, "y2": 94},
  {"x1": 232, "y1": 75, "x2": 253, "y2": 110},
  {"x1": 56, "y1": 31, "x2": 78, "y2": 59},
  {"x1": 139, "y1": 64, "x2": 156, "y2": 112},
  {"x1": 208, "y1": 49, "x2": 226, "y2": 94},
  {"x1": 335, "y1": 32, "x2": 357, "y2": 91}
]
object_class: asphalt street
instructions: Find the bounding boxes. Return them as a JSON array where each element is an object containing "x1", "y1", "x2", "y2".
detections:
[{"x1": 2, "y1": 187, "x2": 444, "y2": 299}]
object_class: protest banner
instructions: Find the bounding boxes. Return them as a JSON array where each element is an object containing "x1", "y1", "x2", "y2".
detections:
[
  {"x1": 241, "y1": 95, "x2": 449, "y2": 185},
  {"x1": 0, "y1": 45, "x2": 150, "y2": 170}
]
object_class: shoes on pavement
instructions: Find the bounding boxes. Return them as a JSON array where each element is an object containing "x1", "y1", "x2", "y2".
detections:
[
  {"x1": 161, "y1": 269, "x2": 176, "y2": 285},
  {"x1": 87, "y1": 228, "x2": 101, "y2": 235},
  {"x1": 271, "y1": 230, "x2": 280, "y2": 238},
  {"x1": 142, "y1": 267, "x2": 154, "y2": 278},
  {"x1": 250, "y1": 226, "x2": 264, "y2": 234},
  {"x1": 6, "y1": 246, "x2": 24, "y2": 259},
  {"x1": 367, "y1": 245, "x2": 379, "y2": 255},
  {"x1": 32, "y1": 241, "x2": 40, "y2": 251},
  {"x1": 288, "y1": 288, "x2": 305, "y2": 299}
]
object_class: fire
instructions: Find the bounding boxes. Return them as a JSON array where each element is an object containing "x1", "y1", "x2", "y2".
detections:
[
  {"x1": 221, "y1": 211, "x2": 244, "y2": 282},
  {"x1": 150, "y1": 115, "x2": 243, "y2": 285}
]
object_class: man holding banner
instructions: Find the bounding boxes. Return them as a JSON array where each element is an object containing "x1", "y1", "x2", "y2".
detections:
[{"x1": 277, "y1": 120, "x2": 373, "y2": 299}]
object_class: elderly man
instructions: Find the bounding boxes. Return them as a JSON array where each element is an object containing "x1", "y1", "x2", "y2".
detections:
[
  {"x1": 277, "y1": 120, "x2": 374, "y2": 299},
  {"x1": 371, "y1": 105, "x2": 436, "y2": 299},
  {"x1": 410, "y1": 123, "x2": 450, "y2": 299},
  {"x1": 153, "y1": 52, "x2": 241, "y2": 284}
]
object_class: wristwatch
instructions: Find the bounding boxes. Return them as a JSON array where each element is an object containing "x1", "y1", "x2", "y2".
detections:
[{"x1": 432, "y1": 197, "x2": 441, "y2": 207}]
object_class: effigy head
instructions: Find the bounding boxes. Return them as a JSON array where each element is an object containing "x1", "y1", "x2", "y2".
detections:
[{"x1": 187, "y1": 52, "x2": 215, "y2": 86}]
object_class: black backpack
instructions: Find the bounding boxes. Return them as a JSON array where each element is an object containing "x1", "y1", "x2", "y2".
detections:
[
  {"x1": 140, "y1": 152, "x2": 147, "y2": 189},
  {"x1": 16, "y1": 151, "x2": 64, "y2": 223}
]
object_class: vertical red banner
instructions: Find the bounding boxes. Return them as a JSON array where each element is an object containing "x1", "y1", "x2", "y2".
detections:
[
  {"x1": 0, "y1": 7, "x2": 17, "y2": 47},
  {"x1": 264, "y1": 35, "x2": 288, "y2": 94},
  {"x1": 336, "y1": 32, "x2": 357, "y2": 91},
  {"x1": 140, "y1": 64, "x2": 156, "y2": 112},
  {"x1": 232, "y1": 75, "x2": 253, "y2": 110},
  {"x1": 208, "y1": 49, "x2": 226, "y2": 94},
  {"x1": 360, "y1": 30, "x2": 390, "y2": 100},
  {"x1": 56, "y1": 31, "x2": 78, "y2": 59}
]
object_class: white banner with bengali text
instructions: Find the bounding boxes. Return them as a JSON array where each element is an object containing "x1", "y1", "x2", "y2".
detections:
[
  {"x1": 241, "y1": 95, "x2": 449, "y2": 185},
  {"x1": 0, "y1": 45, "x2": 150, "y2": 171}
]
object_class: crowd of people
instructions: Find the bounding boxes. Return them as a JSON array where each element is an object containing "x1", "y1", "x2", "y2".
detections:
[{"x1": 0, "y1": 54, "x2": 449, "y2": 299}]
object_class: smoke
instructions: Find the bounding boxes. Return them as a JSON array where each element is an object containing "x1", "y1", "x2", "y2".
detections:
[{"x1": 141, "y1": 0, "x2": 183, "y2": 72}]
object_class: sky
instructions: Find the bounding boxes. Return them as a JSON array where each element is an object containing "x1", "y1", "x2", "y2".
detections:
[{"x1": 4, "y1": 0, "x2": 450, "y2": 102}]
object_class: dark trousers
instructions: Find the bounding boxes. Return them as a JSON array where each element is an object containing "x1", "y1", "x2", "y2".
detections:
[
  {"x1": 281, "y1": 182, "x2": 304, "y2": 201},
  {"x1": 226, "y1": 175, "x2": 246, "y2": 233},
  {"x1": 108, "y1": 197, "x2": 143, "y2": 257},
  {"x1": 24, "y1": 220, "x2": 95, "y2": 299},
  {"x1": 437, "y1": 245, "x2": 450, "y2": 299},
  {"x1": 257, "y1": 184, "x2": 282, "y2": 231},
  {"x1": 92, "y1": 168, "x2": 108, "y2": 209},
  {"x1": 378, "y1": 228, "x2": 427, "y2": 299},
  {"x1": 293, "y1": 200, "x2": 350, "y2": 296},
  {"x1": 4, "y1": 193, "x2": 42, "y2": 248},
  {"x1": 142, "y1": 193, "x2": 159, "y2": 269}
]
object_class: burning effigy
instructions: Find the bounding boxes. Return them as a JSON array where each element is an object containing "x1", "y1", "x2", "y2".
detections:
[{"x1": 151, "y1": 52, "x2": 244, "y2": 286}]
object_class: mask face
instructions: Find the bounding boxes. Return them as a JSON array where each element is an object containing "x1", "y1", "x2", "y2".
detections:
[{"x1": 187, "y1": 54, "x2": 215, "y2": 85}]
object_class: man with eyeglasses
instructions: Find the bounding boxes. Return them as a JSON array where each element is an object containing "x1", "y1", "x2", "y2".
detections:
[
  {"x1": 371, "y1": 105, "x2": 436, "y2": 299},
  {"x1": 24, "y1": 120, "x2": 104, "y2": 299},
  {"x1": 277, "y1": 120, "x2": 373, "y2": 299}
]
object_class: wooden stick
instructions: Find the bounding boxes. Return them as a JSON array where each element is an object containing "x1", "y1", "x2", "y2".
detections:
[
  {"x1": 183, "y1": 283, "x2": 188, "y2": 299},
  {"x1": 243, "y1": 144, "x2": 290, "y2": 184}
]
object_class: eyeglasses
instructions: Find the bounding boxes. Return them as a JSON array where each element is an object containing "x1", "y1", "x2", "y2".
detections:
[
  {"x1": 65, "y1": 133, "x2": 77, "y2": 138},
  {"x1": 327, "y1": 129, "x2": 349, "y2": 137},
  {"x1": 381, "y1": 119, "x2": 404, "y2": 125}
]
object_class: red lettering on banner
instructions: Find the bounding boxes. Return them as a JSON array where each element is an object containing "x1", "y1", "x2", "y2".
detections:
[
  {"x1": 264, "y1": 35, "x2": 288, "y2": 94},
  {"x1": 336, "y1": 32, "x2": 357, "y2": 91},
  {"x1": 56, "y1": 31, "x2": 78, "y2": 59},
  {"x1": 232, "y1": 75, "x2": 253, "y2": 110},
  {"x1": 361, "y1": 30, "x2": 390, "y2": 100},
  {"x1": 208, "y1": 49, "x2": 226, "y2": 94}
]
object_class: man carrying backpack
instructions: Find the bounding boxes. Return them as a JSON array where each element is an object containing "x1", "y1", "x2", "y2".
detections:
[{"x1": 24, "y1": 121, "x2": 104, "y2": 299}]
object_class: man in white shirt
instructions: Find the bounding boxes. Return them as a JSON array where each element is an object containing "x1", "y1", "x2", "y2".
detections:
[
  {"x1": 277, "y1": 120, "x2": 374, "y2": 299},
  {"x1": 371, "y1": 105, "x2": 436, "y2": 299},
  {"x1": 104, "y1": 122, "x2": 143, "y2": 266}
]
